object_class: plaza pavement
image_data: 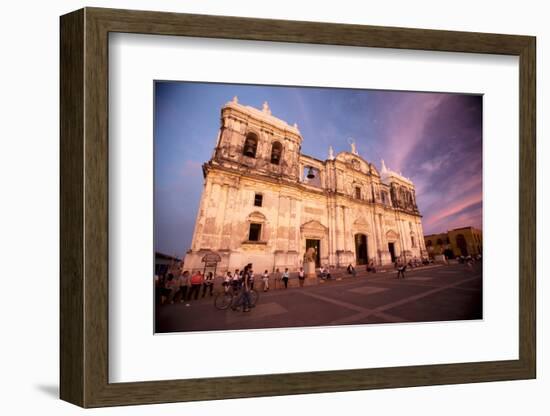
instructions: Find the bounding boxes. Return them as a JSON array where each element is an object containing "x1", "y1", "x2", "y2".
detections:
[{"x1": 155, "y1": 262, "x2": 482, "y2": 333}]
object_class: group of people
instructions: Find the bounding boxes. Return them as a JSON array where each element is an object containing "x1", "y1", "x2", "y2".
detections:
[
  {"x1": 457, "y1": 254, "x2": 481, "y2": 270},
  {"x1": 155, "y1": 269, "x2": 214, "y2": 305},
  {"x1": 345, "y1": 260, "x2": 377, "y2": 277},
  {"x1": 406, "y1": 257, "x2": 431, "y2": 268},
  {"x1": 270, "y1": 267, "x2": 306, "y2": 289},
  {"x1": 162, "y1": 258, "x2": 434, "y2": 305},
  {"x1": 157, "y1": 252, "x2": 479, "y2": 304},
  {"x1": 223, "y1": 266, "x2": 258, "y2": 293},
  {"x1": 221, "y1": 267, "x2": 310, "y2": 292}
]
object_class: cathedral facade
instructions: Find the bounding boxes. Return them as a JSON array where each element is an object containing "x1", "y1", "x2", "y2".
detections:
[{"x1": 183, "y1": 97, "x2": 428, "y2": 274}]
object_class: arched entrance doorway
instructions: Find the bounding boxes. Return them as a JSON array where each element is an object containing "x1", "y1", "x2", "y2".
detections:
[
  {"x1": 355, "y1": 234, "x2": 368, "y2": 265},
  {"x1": 456, "y1": 234, "x2": 468, "y2": 256},
  {"x1": 301, "y1": 220, "x2": 328, "y2": 268},
  {"x1": 305, "y1": 239, "x2": 321, "y2": 267},
  {"x1": 386, "y1": 230, "x2": 399, "y2": 263}
]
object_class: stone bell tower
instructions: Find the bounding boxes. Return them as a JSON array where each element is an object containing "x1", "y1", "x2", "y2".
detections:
[{"x1": 211, "y1": 97, "x2": 303, "y2": 182}]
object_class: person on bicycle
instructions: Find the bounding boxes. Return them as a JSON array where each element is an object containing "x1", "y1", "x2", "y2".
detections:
[
  {"x1": 231, "y1": 269, "x2": 240, "y2": 291},
  {"x1": 223, "y1": 271, "x2": 232, "y2": 293}
]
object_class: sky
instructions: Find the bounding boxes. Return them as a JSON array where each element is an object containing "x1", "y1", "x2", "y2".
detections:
[{"x1": 154, "y1": 81, "x2": 482, "y2": 257}]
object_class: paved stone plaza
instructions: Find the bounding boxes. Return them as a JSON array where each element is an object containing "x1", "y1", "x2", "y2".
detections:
[{"x1": 156, "y1": 263, "x2": 482, "y2": 333}]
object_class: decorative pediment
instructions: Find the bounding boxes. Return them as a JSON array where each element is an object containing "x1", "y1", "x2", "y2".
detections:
[
  {"x1": 386, "y1": 230, "x2": 399, "y2": 240},
  {"x1": 247, "y1": 211, "x2": 266, "y2": 222},
  {"x1": 300, "y1": 220, "x2": 327, "y2": 232},
  {"x1": 354, "y1": 215, "x2": 370, "y2": 226},
  {"x1": 201, "y1": 251, "x2": 222, "y2": 263},
  {"x1": 369, "y1": 164, "x2": 380, "y2": 176},
  {"x1": 334, "y1": 152, "x2": 371, "y2": 173}
]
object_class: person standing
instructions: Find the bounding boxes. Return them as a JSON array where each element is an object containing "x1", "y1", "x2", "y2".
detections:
[
  {"x1": 189, "y1": 271, "x2": 203, "y2": 300},
  {"x1": 165, "y1": 273, "x2": 179, "y2": 304},
  {"x1": 274, "y1": 268, "x2": 281, "y2": 289},
  {"x1": 178, "y1": 270, "x2": 190, "y2": 302},
  {"x1": 282, "y1": 268, "x2": 289, "y2": 289},
  {"x1": 298, "y1": 267, "x2": 305, "y2": 287},
  {"x1": 202, "y1": 271, "x2": 214, "y2": 297},
  {"x1": 249, "y1": 269, "x2": 255, "y2": 290},
  {"x1": 262, "y1": 269, "x2": 270, "y2": 292}
]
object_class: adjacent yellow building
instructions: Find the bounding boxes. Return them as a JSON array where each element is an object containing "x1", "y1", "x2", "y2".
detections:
[{"x1": 424, "y1": 226, "x2": 482, "y2": 258}]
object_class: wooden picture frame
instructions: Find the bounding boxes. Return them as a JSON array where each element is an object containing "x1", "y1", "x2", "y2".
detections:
[{"x1": 60, "y1": 7, "x2": 536, "y2": 408}]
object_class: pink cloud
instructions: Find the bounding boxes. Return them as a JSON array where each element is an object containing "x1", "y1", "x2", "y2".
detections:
[
  {"x1": 384, "y1": 94, "x2": 447, "y2": 172},
  {"x1": 424, "y1": 192, "x2": 482, "y2": 232}
]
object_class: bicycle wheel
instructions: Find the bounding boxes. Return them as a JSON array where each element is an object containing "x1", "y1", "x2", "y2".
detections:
[
  {"x1": 214, "y1": 292, "x2": 233, "y2": 310},
  {"x1": 249, "y1": 290, "x2": 259, "y2": 307}
]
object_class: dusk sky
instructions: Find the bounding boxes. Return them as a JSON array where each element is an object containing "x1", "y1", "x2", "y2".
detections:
[{"x1": 154, "y1": 82, "x2": 482, "y2": 257}]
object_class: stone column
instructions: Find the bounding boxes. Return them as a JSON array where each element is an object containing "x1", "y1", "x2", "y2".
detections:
[
  {"x1": 398, "y1": 218, "x2": 408, "y2": 258},
  {"x1": 378, "y1": 214, "x2": 386, "y2": 246},
  {"x1": 216, "y1": 184, "x2": 229, "y2": 249},
  {"x1": 367, "y1": 212, "x2": 377, "y2": 263},
  {"x1": 277, "y1": 195, "x2": 290, "y2": 251},
  {"x1": 334, "y1": 201, "x2": 344, "y2": 266},
  {"x1": 224, "y1": 186, "x2": 238, "y2": 250},
  {"x1": 294, "y1": 197, "x2": 302, "y2": 255},
  {"x1": 371, "y1": 210, "x2": 381, "y2": 263},
  {"x1": 344, "y1": 206, "x2": 354, "y2": 266},
  {"x1": 394, "y1": 216, "x2": 403, "y2": 258},
  {"x1": 209, "y1": 183, "x2": 224, "y2": 247},
  {"x1": 378, "y1": 213, "x2": 391, "y2": 265},
  {"x1": 342, "y1": 205, "x2": 349, "y2": 252},
  {"x1": 326, "y1": 197, "x2": 336, "y2": 266},
  {"x1": 335, "y1": 202, "x2": 344, "y2": 250},
  {"x1": 331, "y1": 200, "x2": 337, "y2": 265},
  {"x1": 190, "y1": 179, "x2": 213, "y2": 251},
  {"x1": 286, "y1": 197, "x2": 299, "y2": 270},
  {"x1": 415, "y1": 220, "x2": 426, "y2": 253}
]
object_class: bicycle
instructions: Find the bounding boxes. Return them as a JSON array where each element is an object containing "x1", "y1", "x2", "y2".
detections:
[{"x1": 214, "y1": 285, "x2": 259, "y2": 310}]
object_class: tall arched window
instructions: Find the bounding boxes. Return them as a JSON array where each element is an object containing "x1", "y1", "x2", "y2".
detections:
[
  {"x1": 270, "y1": 141, "x2": 282, "y2": 164},
  {"x1": 242, "y1": 133, "x2": 258, "y2": 158}
]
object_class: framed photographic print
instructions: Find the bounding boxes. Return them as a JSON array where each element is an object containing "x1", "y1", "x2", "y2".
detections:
[{"x1": 60, "y1": 7, "x2": 536, "y2": 408}]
